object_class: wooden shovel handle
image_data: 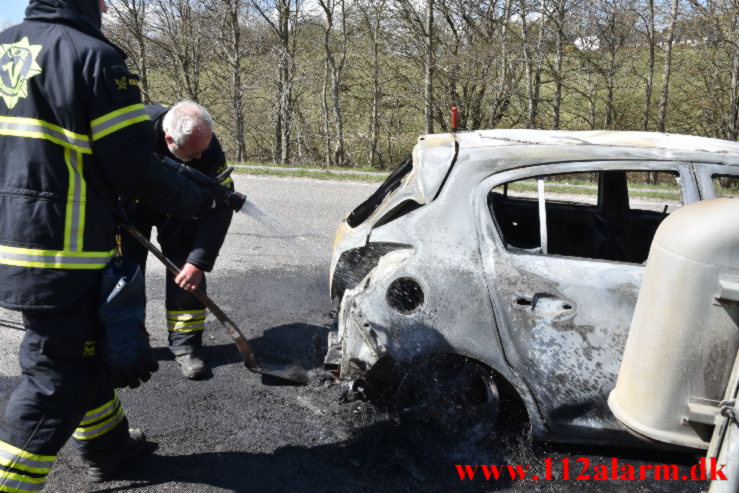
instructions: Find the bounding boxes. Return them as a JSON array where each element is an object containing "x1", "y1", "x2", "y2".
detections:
[{"x1": 120, "y1": 223, "x2": 262, "y2": 370}]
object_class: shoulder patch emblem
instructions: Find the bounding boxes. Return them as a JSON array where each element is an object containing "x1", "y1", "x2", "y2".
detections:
[
  {"x1": 114, "y1": 76, "x2": 128, "y2": 90},
  {"x1": 0, "y1": 37, "x2": 42, "y2": 109},
  {"x1": 103, "y1": 66, "x2": 142, "y2": 106}
]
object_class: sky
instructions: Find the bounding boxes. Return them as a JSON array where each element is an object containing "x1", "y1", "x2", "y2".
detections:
[{"x1": 1, "y1": 0, "x2": 29, "y2": 27}]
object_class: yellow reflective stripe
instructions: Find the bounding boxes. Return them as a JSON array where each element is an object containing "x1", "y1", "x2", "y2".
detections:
[
  {"x1": 220, "y1": 176, "x2": 233, "y2": 187},
  {"x1": 63, "y1": 148, "x2": 73, "y2": 250},
  {"x1": 0, "y1": 457, "x2": 49, "y2": 477},
  {"x1": 168, "y1": 320, "x2": 205, "y2": 327},
  {"x1": 167, "y1": 321, "x2": 205, "y2": 332},
  {"x1": 75, "y1": 151, "x2": 86, "y2": 250},
  {"x1": 167, "y1": 319, "x2": 206, "y2": 326},
  {"x1": 73, "y1": 407, "x2": 124, "y2": 441},
  {"x1": 167, "y1": 310, "x2": 205, "y2": 332},
  {"x1": 62, "y1": 149, "x2": 85, "y2": 252},
  {"x1": 79, "y1": 393, "x2": 119, "y2": 426},
  {"x1": 0, "y1": 116, "x2": 91, "y2": 154},
  {"x1": 0, "y1": 469, "x2": 45, "y2": 492},
  {"x1": 0, "y1": 443, "x2": 53, "y2": 466},
  {"x1": 90, "y1": 103, "x2": 145, "y2": 127},
  {"x1": 90, "y1": 104, "x2": 149, "y2": 141},
  {"x1": 167, "y1": 324, "x2": 205, "y2": 332},
  {"x1": 0, "y1": 442, "x2": 54, "y2": 477},
  {"x1": 0, "y1": 244, "x2": 113, "y2": 270},
  {"x1": 167, "y1": 311, "x2": 206, "y2": 321},
  {"x1": 167, "y1": 310, "x2": 206, "y2": 317}
]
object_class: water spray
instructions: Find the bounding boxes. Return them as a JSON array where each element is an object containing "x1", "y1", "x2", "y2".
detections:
[
  {"x1": 162, "y1": 156, "x2": 326, "y2": 260},
  {"x1": 239, "y1": 200, "x2": 326, "y2": 260}
]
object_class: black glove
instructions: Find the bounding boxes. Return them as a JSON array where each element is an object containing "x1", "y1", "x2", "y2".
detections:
[{"x1": 98, "y1": 258, "x2": 158, "y2": 389}]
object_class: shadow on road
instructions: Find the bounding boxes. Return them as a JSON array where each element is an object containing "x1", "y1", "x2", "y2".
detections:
[
  {"x1": 92, "y1": 418, "x2": 706, "y2": 493},
  {"x1": 251, "y1": 322, "x2": 331, "y2": 369},
  {"x1": 151, "y1": 322, "x2": 330, "y2": 373},
  {"x1": 94, "y1": 421, "x2": 513, "y2": 493}
]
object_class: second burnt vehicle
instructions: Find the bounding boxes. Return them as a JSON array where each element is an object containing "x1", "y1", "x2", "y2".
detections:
[{"x1": 324, "y1": 129, "x2": 739, "y2": 446}]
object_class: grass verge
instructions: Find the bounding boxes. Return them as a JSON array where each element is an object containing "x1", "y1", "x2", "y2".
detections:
[
  {"x1": 229, "y1": 161, "x2": 384, "y2": 173},
  {"x1": 233, "y1": 166, "x2": 388, "y2": 183}
]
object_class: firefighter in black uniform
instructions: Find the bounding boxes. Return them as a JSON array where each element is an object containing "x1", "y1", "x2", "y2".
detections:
[
  {"x1": 120, "y1": 101, "x2": 234, "y2": 380},
  {"x1": 0, "y1": 0, "x2": 213, "y2": 488}
]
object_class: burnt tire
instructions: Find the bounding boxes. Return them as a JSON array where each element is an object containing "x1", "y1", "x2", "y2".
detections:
[{"x1": 395, "y1": 356, "x2": 499, "y2": 442}]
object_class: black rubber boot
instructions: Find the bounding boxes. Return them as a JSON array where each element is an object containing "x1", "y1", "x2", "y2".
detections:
[
  {"x1": 86, "y1": 428, "x2": 147, "y2": 483},
  {"x1": 175, "y1": 352, "x2": 207, "y2": 380}
]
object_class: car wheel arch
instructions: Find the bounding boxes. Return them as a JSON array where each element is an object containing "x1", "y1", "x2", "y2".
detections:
[{"x1": 362, "y1": 352, "x2": 533, "y2": 438}]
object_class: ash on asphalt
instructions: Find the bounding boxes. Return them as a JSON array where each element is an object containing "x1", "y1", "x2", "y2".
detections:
[
  {"x1": 1, "y1": 303, "x2": 709, "y2": 492},
  {"x1": 0, "y1": 173, "x2": 711, "y2": 493}
]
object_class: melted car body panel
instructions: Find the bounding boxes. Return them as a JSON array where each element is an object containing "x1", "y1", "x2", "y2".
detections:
[{"x1": 328, "y1": 129, "x2": 739, "y2": 446}]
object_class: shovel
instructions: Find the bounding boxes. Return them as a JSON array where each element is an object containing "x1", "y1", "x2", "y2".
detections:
[{"x1": 121, "y1": 223, "x2": 308, "y2": 385}]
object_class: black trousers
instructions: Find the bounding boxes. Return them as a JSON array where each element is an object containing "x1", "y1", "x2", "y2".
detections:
[
  {"x1": 0, "y1": 294, "x2": 129, "y2": 491},
  {"x1": 120, "y1": 219, "x2": 206, "y2": 356}
]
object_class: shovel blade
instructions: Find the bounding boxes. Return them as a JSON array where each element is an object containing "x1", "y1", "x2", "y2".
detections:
[{"x1": 245, "y1": 357, "x2": 309, "y2": 385}]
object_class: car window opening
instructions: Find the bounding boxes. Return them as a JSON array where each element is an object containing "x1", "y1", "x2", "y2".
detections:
[
  {"x1": 347, "y1": 155, "x2": 412, "y2": 228},
  {"x1": 489, "y1": 170, "x2": 683, "y2": 263},
  {"x1": 712, "y1": 174, "x2": 739, "y2": 198}
]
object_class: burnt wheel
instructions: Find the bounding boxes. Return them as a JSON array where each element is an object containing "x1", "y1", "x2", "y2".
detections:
[{"x1": 395, "y1": 356, "x2": 499, "y2": 442}]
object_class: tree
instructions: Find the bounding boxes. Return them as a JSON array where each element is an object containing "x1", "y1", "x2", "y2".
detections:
[
  {"x1": 104, "y1": 0, "x2": 739, "y2": 168},
  {"x1": 547, "y1": 0, "x2": 579, "y2": 129},
  {"x1": 106, "y1": 0, "x2": 152, "y2": 102},
  {"x1": 358, "y1": 0, "x2": 389, "y2": 168},
  {"x1": 424, "y1": 0, "x2": 434, "y2": 133},
  {"x1": 657, "y1": 0, "x2": 680, "y2": 132},
  {"x1": 634, "y1": 0, "x2": 656, "y2": 130},
  {"x1": 517, "y1": 0, "x2": 546, "y2": 128},
  {"x1": 317, "y1": 0, "x2": 349, "y2": 167},
  {"x1": 208, "y1": 0, "x2": 249, "y2": 161},
  {"x1": 489, "y1": 0, "x2": 515, "y2": 128},
  {"x1": 394, "y1": 0, "x2": 435, "y2": 133},
  {"x1": 685, "y1": 0, "x2": 738, "y2": 140},
  {"x1": 150, "y1": 0, "x2": 211, "y2": 102},
  {"x1": 576, "y1": 0, "x2": 637, "y2": 129},
  {"x1": 250, "y1": 0, "x2": 303, "y2": 163},
  {"x1": 431, "y1": 0, "x2": 507, "y2": 131}
]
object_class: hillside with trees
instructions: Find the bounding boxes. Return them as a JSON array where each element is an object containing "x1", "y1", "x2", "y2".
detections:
[{"x1": 104, "y1": 0, "x2": 739, "y2": 169}]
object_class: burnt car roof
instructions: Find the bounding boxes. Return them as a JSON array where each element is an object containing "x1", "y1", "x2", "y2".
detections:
[
  {"x1": 414, "y1": 130, "x2": 739, "y2": 173},
  {"x1": 439, "y1": 129, "x2": 739, "y2": 154}
]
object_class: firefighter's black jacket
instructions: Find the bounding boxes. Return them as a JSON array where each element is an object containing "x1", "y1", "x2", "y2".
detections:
[
  {"x1": 0, "y1": 0, "x2": 212, "y2": 311},
  {"x1": 120, "y1": 105, "x2": 234, "y2": 272}
]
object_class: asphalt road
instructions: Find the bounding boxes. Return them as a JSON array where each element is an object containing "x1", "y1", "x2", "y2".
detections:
[{"x1": 0, "y1": 175, "x2": 707, "y2": 492}]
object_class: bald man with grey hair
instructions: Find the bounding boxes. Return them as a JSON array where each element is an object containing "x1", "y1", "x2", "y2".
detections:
[
  {"x1": 162, "y1": 101, "x2": 214, "y2": 162},
  {"x1": 120, "y1": 101, "x2": 236, "y2": 379}
]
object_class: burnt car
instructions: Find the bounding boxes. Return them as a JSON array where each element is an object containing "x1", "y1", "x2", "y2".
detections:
[{"x1": 325, "y1": 129, "x2": 739, "y2": 445}]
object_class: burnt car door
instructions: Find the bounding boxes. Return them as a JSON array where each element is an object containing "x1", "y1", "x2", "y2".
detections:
[{"x1": 477, "y1": 160, "x2": 698, "y2": 441}]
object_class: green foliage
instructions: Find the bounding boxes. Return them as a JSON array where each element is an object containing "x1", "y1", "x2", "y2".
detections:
[{"x1": 105, "y1": 0, "x2": 739, "y2": 170}]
